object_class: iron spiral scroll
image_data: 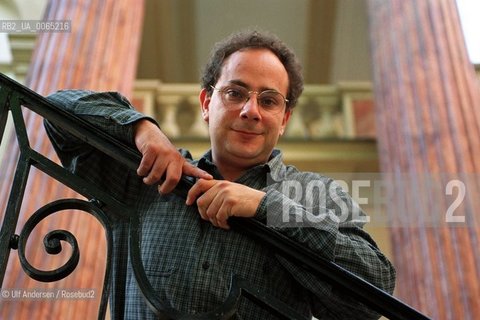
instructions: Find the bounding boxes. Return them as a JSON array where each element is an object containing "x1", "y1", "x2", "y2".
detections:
[{"x1": 9, "y1": 198, "x2": 113, "y2": 319}]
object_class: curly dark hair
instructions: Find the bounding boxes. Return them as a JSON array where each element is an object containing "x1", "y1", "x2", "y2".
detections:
[{"x1": 200, "y1": 30, "x2": 304, "y2": 109}]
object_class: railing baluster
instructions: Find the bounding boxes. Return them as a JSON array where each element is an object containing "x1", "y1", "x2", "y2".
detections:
[
  {"x1": 0, "y1": 152, "x2": 31, "y2": 287},
  {"x1": 0, "y1": 87, "x2": 10, "y2": 145}
]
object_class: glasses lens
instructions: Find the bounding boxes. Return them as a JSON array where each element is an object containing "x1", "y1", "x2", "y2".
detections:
[
  {"x1": 218, "y1": 85, "x2": 286, "y2": 114},
  {"x1": 223, "y1": 87, "x2": 248, "y2": 105},
  {"x1": 258, "y1": 91, "x2": 285, "y2": 112}
]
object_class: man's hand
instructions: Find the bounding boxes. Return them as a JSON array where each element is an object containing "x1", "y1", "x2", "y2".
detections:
[
  {"x1": 186, "y1": 179, "x2": 266, "y2": 229},
  {"x1": 134, "y1": 120, "x2": 212, "y2": 194}
]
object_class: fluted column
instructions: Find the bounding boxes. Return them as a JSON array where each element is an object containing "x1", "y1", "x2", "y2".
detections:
[
  {"x1": 367, "y1": 0, "x2": 480, "y2": 319},
  {"x1": 0, "y1": 1, "x2": 144, "y2": 319}
]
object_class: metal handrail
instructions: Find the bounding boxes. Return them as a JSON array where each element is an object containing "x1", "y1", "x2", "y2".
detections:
[{"x1": 0, "y1": 73, "x2": 431, "y2": 319}]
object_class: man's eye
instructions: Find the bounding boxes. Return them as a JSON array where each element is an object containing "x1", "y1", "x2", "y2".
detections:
[
  {"x1": 225, "y1": 89, "x2": 245, "y2": 100},
  {"x1": 259, "y1": 93, "x2": 282, "y2": 107},
  {"x1": 260, "y1": 97, "x2": 277, "y2": 107}
]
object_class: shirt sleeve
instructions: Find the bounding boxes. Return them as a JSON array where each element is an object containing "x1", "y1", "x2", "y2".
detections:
[
  {"x1": 43, "y1": 90, "x2": 158, "y2": 206},
  {"x1": 256, "y1": 175, "x2": 396, "y2": 319}
]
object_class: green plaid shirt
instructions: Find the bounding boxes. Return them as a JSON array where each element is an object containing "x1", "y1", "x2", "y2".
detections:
[{"x1": 45, "y1": 90, "x2": 395, "y2": 320}]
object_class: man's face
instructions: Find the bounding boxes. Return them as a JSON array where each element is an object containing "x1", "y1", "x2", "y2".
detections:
[{"x1": 200, "y1": 48, "x2": 291, "y2": 171}]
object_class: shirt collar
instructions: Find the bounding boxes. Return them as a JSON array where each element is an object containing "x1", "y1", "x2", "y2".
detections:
[
  {"x1": 197, "y1": 150, "x2": 222, "y2": 179},
  {"x1": 196, "y1": 149, "x2": 286, "y2": 182},
  {"x1": 266, "y1": 149, "x2": 286, "y2": 182}
]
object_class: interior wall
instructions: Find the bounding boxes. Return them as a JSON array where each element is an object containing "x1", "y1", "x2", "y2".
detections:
[
  {"x1": 194, "y1": 0, "x2": 308, "y2": 73},
  {"x1": 0, "y1": 0, "x2": 47, "y2": 19},
  {"x1": 330, "y1": 0, "x2": 372, "y2": 82},
  {"x1": 137, "y1": 0, "x2": 373, "y2": 84}
]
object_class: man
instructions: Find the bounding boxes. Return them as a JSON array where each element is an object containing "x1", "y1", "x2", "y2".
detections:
[{"x1": 45, "y1": 30, "x2": 395, "y2": 319}]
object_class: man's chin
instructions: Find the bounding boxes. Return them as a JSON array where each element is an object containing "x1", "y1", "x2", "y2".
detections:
[{"x1": 227, "y1": 146, "x2": 268, "y2": 163}]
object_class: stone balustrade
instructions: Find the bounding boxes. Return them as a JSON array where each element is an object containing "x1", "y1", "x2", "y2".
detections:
[
  {"x1": 132, "y1": 80, "x2": 375, "y2": 141},
  {"x1": 2, "y1": 33, "x2": 378, "y2": 142}
]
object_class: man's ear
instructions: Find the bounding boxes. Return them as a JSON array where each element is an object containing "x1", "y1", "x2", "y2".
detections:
[
  {"x1": 199, "y1": 88, "x2": 211, "y2": 122},
  {"x1": 279, "y1": 109, "x2": 292, "y2": 136}
]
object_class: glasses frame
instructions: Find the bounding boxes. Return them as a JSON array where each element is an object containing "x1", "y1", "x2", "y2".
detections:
[{"x1": 210, "y1": 84, "x2": 289, "y2": 114}]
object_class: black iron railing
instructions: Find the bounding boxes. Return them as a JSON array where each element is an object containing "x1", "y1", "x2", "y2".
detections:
[{"x1": 0, "y1": 73, "x2": 431, "y2": 320}]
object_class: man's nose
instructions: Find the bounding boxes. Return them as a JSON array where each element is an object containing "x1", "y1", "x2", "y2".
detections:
[{"x1": 240, "y1": 95, "x2": 262, "y2": 120}]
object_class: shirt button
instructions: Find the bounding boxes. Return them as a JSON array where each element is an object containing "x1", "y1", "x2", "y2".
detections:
[{"x1": 202, "y1": 261, "x2": 210, "y2": 270}]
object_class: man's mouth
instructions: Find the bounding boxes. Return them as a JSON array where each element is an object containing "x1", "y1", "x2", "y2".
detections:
[{"x1": 232, "y1": 129, "x2": 262, "y2": 136}]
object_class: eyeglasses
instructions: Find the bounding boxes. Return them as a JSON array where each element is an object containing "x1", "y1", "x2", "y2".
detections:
[{"x1": 210, "y1": 85, "x2": 289, "y2": 114}]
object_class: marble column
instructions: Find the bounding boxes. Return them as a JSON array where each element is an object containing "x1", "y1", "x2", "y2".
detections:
[
  {"x1": 367, "y1": 0, "x2": 480, "y2": 319},
  {"x1": 0, "y1": 1, "x2": 144, "y2": 319}
]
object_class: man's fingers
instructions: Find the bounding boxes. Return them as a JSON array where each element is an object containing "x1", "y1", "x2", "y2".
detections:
[
  {"x1": 141, "y1": 158, "x2": 167, "y2": 185},
  {"x1": 187, "y1": 181, "x2": 231, "y2": 230},
  {"x1": 136, "y1": 152, "x2": 155, "y2": 177},
  {"x1": 159, "y1": 162, "x2": 213, "y2": 194},
  {"x1": 157, "y1": 161, "x2": 183, "y2": 194},
  {"x1": 138, "y1": 151, "x2": 212, "y2": 193},
  {"x1": 182, "y1": 162, "x2": 213, "y2": 180},
  {"x1": 204, "y1": 191, "x2": 222, "y2": 220},
  {"x1": 186, "y1": 179, "x2": 215, "y2": 206},
  {"x1": 212, "y1": 199, "x2": 231, "y2": 230}
]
